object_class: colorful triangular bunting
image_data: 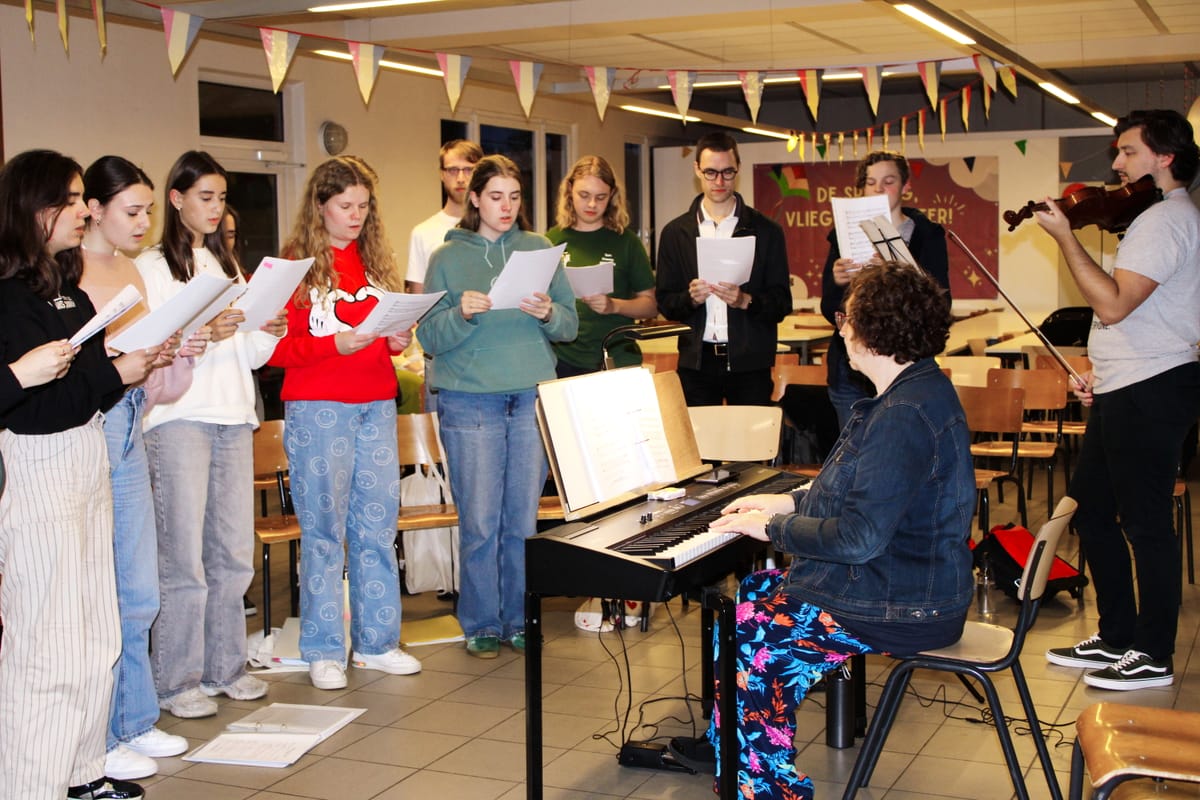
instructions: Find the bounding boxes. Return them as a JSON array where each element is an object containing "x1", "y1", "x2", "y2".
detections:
[
  {"x1": 668, "y1": 71, "x2": 695, "y2": 122},
  {"x1": 917, "y1": 61, "x2": 940, "y2": 109},
  {"x1": 509, "y1": 60, "x2": 543, "y2": 118},
  {"x1": 799, "y1": 69, "x2": 821, "y2": 122},
  {"x1": 964, "y1": 156, "x2": 976, "y2": 172},
  {"x1": 25, "y1": 0, "x2": 33, "y2": 41},
  {"x1": 961, "y1": 85, "x2": 972, "y2": 132},
  {"x1": 56, "y1": 0, "x2": 68, "y2": 52},
  {"x1": 859, "y1": 65, "x2": 882, "y2": 116},
  {"x1": 349, "y1": 41, "x2": 383, "y2": 105},
  {"x1": 92, "y1": 0, "x2": 107, "y2": 54},
  {"x1": 584, "y1": 66, "x2": 614, "y2": 121},
  {"x1": 739, "y1": 71, "x2": 764, "y2": 123},
  {"x1": 259, "y1": 28, "x2": 299, "y2": 93},
  {"x1": 973, "y1": 55, "x2": 998, "y2": 91},
  {"x1": 1000, "y1": 66, "x2": 1018, "y2": 98},
  {"x1": 1059, "y1": 161, "x2": 1073, "y2": 179},
  {"x1": 1015, "y1": 139, "x2": 1028, "y2": 155},
  {"x1": 161, "y1": 7, "x2": 203, "y2": 76},
  {"x1": 437, "y1": 53, "x2": 470, "y2": 112}
]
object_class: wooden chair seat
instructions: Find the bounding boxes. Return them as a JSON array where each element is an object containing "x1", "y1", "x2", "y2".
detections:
[
  {"x1": 397, "y1": 504, "x2": 458, "y2": 531},
  {"x1": 1070, "y1": 702, "x2": 1200, "y2": 799}
]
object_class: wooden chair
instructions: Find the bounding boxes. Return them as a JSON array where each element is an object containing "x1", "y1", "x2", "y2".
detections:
[
  {"x1": 1069, "y1": 703, "x2": 1200, "y2": 799},
  {"x1": 771, "y1": 364, "x2": 830, "y2": 478},
  {"x1": 252, "y1": 420, "x2": 302, "y2": 634},
  {"x1": 687, "y1": 404, "x2": 782, "y2": 463},
  {"x1": 985, "y1": 368, "x2": 1066, "y2": 515},
  {"x1": 845, "y1": 496, "x2": 1079, "y2": 800},
  {"x1": 936, "y1": 355, "x2": 1003, "y2": 387},
  {"x1": 956, "y1": 384, "x2": 1028, "y2": 532}
]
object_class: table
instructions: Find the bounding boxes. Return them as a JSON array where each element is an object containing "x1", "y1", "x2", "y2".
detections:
[
  {"x1": 636, "y1": 314, "x2": 835, "y2": 365},
  {"x1": 944, "y1": 309, "x2": 1035, "y2": 355}
]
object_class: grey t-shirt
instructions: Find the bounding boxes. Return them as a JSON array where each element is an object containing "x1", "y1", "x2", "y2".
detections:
[{"x1": 1089, "y1": 187, "x2": 1200, "y2": 394}]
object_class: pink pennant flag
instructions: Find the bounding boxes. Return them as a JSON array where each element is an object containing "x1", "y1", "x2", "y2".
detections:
[
  {"x1": 973, "y1": 55, "x2": 998, "y2": 92},
  {"x1": 56, "y1": 0, "x2": 68, "y2": 52},
  {"x1": 668, "y1": 71, "x2": 695, "y2": 122},
  {"x1": 917, "y1": 61, "x2": 940, "y2": 109},
  {"x1": 437, "y1": 53, "x2": 471, "y2": 112},
  {"x1": 585, "y1": 66, "x2": 615, "y2": 121},
  {"x1": 91, "y1": 0, "x2": 107, "y2": 54},
  {"x1": 798, "y1": 69, "x2": 821, "y2": 121},
  {"x1": 161, "y1": 7, "x2": 204, "y2": 76},
  {"x1": 859, "y1": 65, "x2": 882, "y2": 117},
  {"x1": 739, "y1": 71, "x2": 764, "y2": 123},
  {"x1": 349, "y1": 41, "x2": 384, "y2": 105},
  {"x1": 509, "y1": 60, "x2": 543, "y2": 118},
  {"x1": 259, "y1": 28, "x2": 299, "y2": 93},
  {"x1": 961, "y1": 85, "x2": 972, "y2": 131},
  {"x1": 999, "y1": 66, "x2": 1018, "y2": 98}
]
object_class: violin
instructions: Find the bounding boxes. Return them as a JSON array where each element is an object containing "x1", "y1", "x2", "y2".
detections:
[{"x1": 1003, "y1": 174, "x2": 1160, "y2": 233}]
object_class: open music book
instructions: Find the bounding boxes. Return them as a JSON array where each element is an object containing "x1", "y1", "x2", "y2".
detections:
[{"x1": 183, "y1": 704, "x2": 365, "y2": 768}]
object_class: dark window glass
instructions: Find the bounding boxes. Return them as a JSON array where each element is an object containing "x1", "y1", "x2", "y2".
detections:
[
  {"x1": 225, "y1": 171, "x2": 279, "y2": 274},
  {"x1": 545, "y1": 133, "x2": 566, "y2": 229},
  {"x1": 624, "y1": 142, "x2": 643, "y2": 236},
  {"x1": 199, "y1": 81, "x2": 284, "y2": 142},
  {"x1": 480, "y1": 124, "x2": 535, "y2": 222}
]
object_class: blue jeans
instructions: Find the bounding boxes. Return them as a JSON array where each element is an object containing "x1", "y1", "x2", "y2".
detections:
[
  {"x1": 437, "y1": 389, "x2": 546, "y2": 640},
  {"x1": 286, "y1": 400, "x2": 402, "y2": 663},
  {"x1": 145, "y1": 420, "x2": 255, "y2": 697},
  {"x1": 103, "y1": 388, "x2": 160, "y2": 749}
]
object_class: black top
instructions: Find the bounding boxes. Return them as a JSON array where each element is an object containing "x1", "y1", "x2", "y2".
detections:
[{"x1": 0, "y1": 277, "x2": 124, "y2": 434}]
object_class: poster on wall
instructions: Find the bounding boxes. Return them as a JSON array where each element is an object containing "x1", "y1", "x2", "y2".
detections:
[{"x1": 752, "y1": 157, "x2": 1000, "y2": 301}]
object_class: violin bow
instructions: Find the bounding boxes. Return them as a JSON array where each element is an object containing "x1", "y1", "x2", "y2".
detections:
[{"x1": 946, "y1": 230, "x2": 1086, "y2": 387}]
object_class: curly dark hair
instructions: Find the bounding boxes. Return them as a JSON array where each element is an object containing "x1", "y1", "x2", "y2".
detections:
[
  {"x1": 845, "y1": 261, "x2": 950, "y2": 363},
  {"x1": 1114, "y1": 109, "x2": 1199, "y2": 183}
]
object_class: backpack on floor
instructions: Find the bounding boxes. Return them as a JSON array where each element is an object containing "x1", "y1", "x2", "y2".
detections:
[{"x1": 971, "y1": 522, "x2": 1088, "y2": 600}]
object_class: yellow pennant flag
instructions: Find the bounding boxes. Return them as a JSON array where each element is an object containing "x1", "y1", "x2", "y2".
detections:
[
  {"x1": 259, "y1": 28, "x2": 299, "y2": 93},
  {"x1": 983, "y1": 83, "x2": 992, "y2": 119},
  {"x1": 917, "y1": 61, "x2": 940, "y2": 109},
  {"x1": 92, "y1": 0, "x2": 107, "y2": 54},
  {"x1": 823, "y1": 133, "x2": 831, "y2": 161},
  {"x1": 859, "y1": 65, "x2": 882, "y2": 117},
  {"x1": 1060, "y1": 161, "x2": 1073, "y2": 179},
  {"x1": 882, "y1": 122, "x2": 889, "y2": 152},
  {"x1": 900, "y1": 116, "x2": 907, "y2": 153},
  {"x1": 918, "y1": 109, "x2": 926, "y2": 151},
  {"x1": 961, "y1": 85, "x2": 972, "y2": 132},
  {"x1": 57, "y1": 0, "x2": 68, "y2": 52},
  {"x1": 853, "y1": 130, "x2": 859, "y2": 159},
  {"x1": 838, "y1": 132, "x2": 845, "y2": 162},
  {"x1": 939, "y1": 98, "x2": 947, "y2": 142},
  {"x1": 866, "y1": 127, "x2": 874, "y2": 152},
  {"x1": 25, "y1": 0, "x2": 33, "y2": 41},
  {"x1": 799, "y1": 69, "x2": 821, "y2": 122},
  {"x1": 973, "y1": 55, "x2": 998, "y2": 92},
  {"x1": 999, "y1": 66, "x2": 1018, "y2": 98}
]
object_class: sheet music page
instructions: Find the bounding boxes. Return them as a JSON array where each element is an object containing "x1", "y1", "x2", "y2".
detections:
[
  {"x1": 696, "y1": 237, "x2": 755, "y2": 285},
  {"x1": 487, "y1": 243, "x2": 566, "y2": 309},
  {"x1": 108, "y1": 273, "x2": 235, "y2": 353},
  {"x1": 182, "y1": 732, "x2": 322, "y2": 767},
  {"x1": 69, "y1": 284, "x2": 142, "y2": 347},
  {"x1": 831, "y1": 195, "x2": 890, "y2": 264},
  {"x1": 860, "y1": 215, "x2": 917, "y2": 267},
  {"x1": 563, "y1": 261, "x2": 614, "y2": 298},
  {"x1": 233, "y1": 256, "x2": 314, "y2": 331},
  {"x1": 182, "y1": 283, "x2": 246, "y2": 339},
  {"x1": 355, "y1": 290, "x2": 446, "y2": 337},
  {"x1": 225, "y1": 704, "x2": 365, "y2": 739}
]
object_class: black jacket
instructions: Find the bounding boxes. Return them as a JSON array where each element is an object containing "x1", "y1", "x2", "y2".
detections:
[{"x1": 655, "y1": 193, "x2": 792, "y2": 372}]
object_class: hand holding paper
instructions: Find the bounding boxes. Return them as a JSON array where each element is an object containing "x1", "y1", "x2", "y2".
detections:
[
  {"x1": 233, "y1": 257, "x2": 313, "y2": 331},
  {"x1": 355, "y1": 290, "x2": 445, "y2": 337},
  {"x1": 69, "y1": 284, "x2": 143, "y2": 348},
  {"x1": 486, "y1": 244, "x2": 566, "y2": 310}
]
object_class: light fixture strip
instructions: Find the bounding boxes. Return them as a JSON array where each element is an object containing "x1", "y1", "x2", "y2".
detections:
[
  {"x1": 743, "y1": 127, "x2": 793, "y2": 140},
  {"x1": 1037, "y1": 81, "x2": 1080, "y2": 105},
  {"x1": 892, "y1": 3, "x2": 976, "y2": 46},
  {"x1": 309, "y1": 0, "x2": 441, "y2": 12},
  {"x1": 618, "y1": 104, "x2": 701, "y2": 123},
  {"x1": 313, "y1": 48, "x2": 442, "y2": 76}
]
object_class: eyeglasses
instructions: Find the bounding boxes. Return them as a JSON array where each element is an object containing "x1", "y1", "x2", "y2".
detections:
[
  {"x1": 699, "y1": 167, "x2": 738, "y2": 182},
  {"x1": 834, "y1": 311, "x2": 851, "y2": 331},
  {"x1": 442, "y1": 166, "x2": 474, "y2": 178}
]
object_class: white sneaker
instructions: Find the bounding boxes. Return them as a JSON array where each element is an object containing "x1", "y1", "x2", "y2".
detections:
[
  {"x1": 352, "y1": 648, "x2": 422, "y2": 675},
  {"x1": 199, "y1": 673, "x2": 269, "y2": 700},
  {"x1": 309, "y1": 659, "x2": 348, "y2": 690},
  {"x1": 158, "y1": 687, "x2": 218, "y2": 719},
  {"x1": 124, "y1": 727, "x2": 188, "y2": 758},
  {"x1": 105, "y1": 745, "x2": 157, "y2": 780}
]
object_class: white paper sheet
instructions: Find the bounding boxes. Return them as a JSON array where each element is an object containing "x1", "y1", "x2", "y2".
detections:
[
  {"x1": 356, "y1": 290, "x2": 446, "y2": 337},
  {"x1": 831, "y1": 194, "x2": 891, "y2": 265},
  {"x1": 69, "y1": 284, "x2": 142, "y2": 347},
  {"x1": 182, "y1": 283, "x2": 246, "y2": 339},
  {"x1": 696, "y1": 237, "x2": 755, "y2": 285},
  {"x1": 182, "y1": 704, "x2": 366, "y2": 768},
  {"x1": 486, "y1": 243, "x2": 566, "y2": 310},
  {"x1": 859, "y1": 215, "x2": 917, "y2": 267},
  {"x1": 233, "y1": 256, "x2": 314, "y2": 331},
  {"x1": 564, "y1": 262, "x2": 615, "y2": 298},
  {"x1": 108, "y1": 273, "x2": 235, "y2": 353}
]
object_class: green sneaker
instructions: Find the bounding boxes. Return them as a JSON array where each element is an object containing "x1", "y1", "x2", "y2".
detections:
[
  {"x1": 466, "y1": 635, "x2": 500, "y2": 659},
  {"x1": 507, "y1": 632, "x2": 526, "y2": 653}
]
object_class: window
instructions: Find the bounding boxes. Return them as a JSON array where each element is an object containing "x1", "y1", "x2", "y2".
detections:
[
  {"x1": 198, "y1": 81, "x2": 284, "y2": 142},
  {"x1": 474, "y1": 121, "x2": 569, "y2": 231}
]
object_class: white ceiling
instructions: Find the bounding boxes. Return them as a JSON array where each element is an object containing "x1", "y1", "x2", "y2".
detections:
[{"x1": 92, "y1": 0, "x2": 1200, "y2": 116}]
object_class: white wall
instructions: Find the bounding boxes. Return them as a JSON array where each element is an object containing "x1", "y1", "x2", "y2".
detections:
[
  {"x1": 1, "y1": 6, "x2": 679, "y2": 251},
  {"x1": 654, "y1": 131, "x2": 1108, "y2": 319}
]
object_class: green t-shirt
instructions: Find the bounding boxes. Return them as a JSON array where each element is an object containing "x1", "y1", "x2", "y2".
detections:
[{"x1": 545, "y1": 226, "x2": 655, "y2": 370}]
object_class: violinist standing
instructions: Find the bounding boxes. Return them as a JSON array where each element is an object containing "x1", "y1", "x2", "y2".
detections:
[{"x1": 1040, "y1": 109, "x2": 1200, "y2": 690}]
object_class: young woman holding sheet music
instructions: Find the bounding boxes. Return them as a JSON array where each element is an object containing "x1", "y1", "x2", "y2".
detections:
[
  {"x1": 135, "y1": 151, "x2": 287, "y2": 720},
  {"x1": 80, "y1": 156, "x2": 200, "y2": 781},
  {"x1": 820, "y1": 151, "x2": 949, "y2": 428},
  {"x1": 419, "y1": 154, "x2": 578, "y2": 658},
  {"x1": 0, "y1": 149, "x2": 158, "y2": 800},
  {"x1": 267, "y1": 156, "x2": 421, "y2": 691},
  {"x1": 546, "y1": 155, "x2": 656, "y2": 376}
]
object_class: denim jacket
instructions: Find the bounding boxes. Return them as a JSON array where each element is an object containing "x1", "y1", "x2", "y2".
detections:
[{"x1": 768, "y1": 358, "x2": 975, "y2": 641}]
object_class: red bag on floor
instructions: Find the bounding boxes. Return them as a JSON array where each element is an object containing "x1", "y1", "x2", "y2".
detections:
[{"x1": 970, "y1": 523, "x2": 1088, "y2": 600}]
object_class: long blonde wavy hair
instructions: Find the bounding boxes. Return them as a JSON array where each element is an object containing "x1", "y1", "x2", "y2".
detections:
[
  {"x1": 282, "y1": 156, "x2": 402, "y2": 305},
  {"x1": 554, "y1": 155, "x2": 629, "y2": 233}
]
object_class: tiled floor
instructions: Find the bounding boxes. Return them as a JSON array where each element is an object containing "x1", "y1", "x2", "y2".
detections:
[{"x1": 140, "y1": 474, "x2": 1200, "y2": 799}]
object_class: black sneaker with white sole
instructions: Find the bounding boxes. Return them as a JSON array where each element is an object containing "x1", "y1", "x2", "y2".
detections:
[
  {"x1": 1045, "y1": 634, "x2": 1126, "y2": 669},
  {"x1": 1084, "y1": 650, "x2": 1174, "y2": 690}
]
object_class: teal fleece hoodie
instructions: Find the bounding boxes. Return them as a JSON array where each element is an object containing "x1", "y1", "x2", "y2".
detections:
[{"x1": 419, "y1": 226, "x2": 578, "y2": 394}]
